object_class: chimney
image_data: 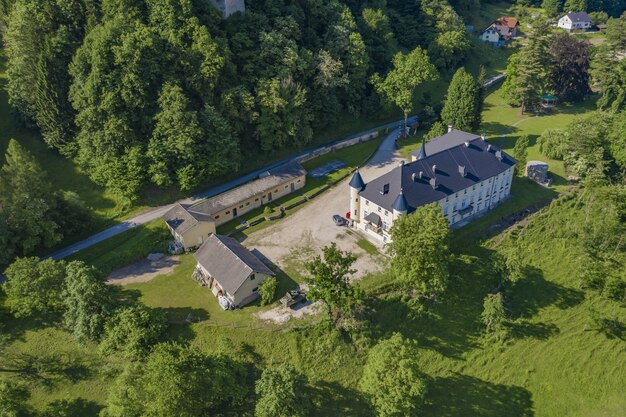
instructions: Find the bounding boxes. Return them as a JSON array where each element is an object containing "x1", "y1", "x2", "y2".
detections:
[
  {"x1": 399, "y1": 160, "x2": 405, "y2": 167},
  {"x1": 411, "y1": 172, "x2": 416, "y2": 182},
  {"x1": 429, "y1": 177, "x2": 438, "y2": 189},
  {"x1": 447, "y1": 125, "x2": 453, "y2": 133},
  {"x1": 481, "y1": 133, "x2": 486, "y2": 141},
  {"x1": 380, "y1": 183, "x2": 390, "y2": 195},
  {"x1": 487, "y1": 144, "x2": 492, "y2": 152},
  {"x1": 458, "y1": 165, "x2": 466, "y2": 177},
  {"x1": 495, "y1": 150, "x2": 503, "y2": 161},
  {"x1": 418, "y1": 171, "x2": 423, "y2": 180},
  {"x1": 464, "y1": 140, "x2": 470, "y2": 147},
  {"x1": 432, "y1": 164, "x2": 437, "y2": 174}
]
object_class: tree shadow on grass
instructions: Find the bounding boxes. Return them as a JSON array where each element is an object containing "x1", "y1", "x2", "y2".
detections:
[
  {"x1": 43, "y1": 398, "x2": 103, "y2": 417},
  {"x1": 311, "y1": 380, "x2": 374, "y2": 417},
  {"x1": 507, "y1": 320, "x2": 560, "y2": 340},
  {"x1": 508, "y1": 266, "x2": 584, "y2": 319},
  {"x1": 424, "y1": 373, "x2": 534, "y2": 417},
  {"x1": 157, "y1": 307, "x2": 209, "y2": 343}
]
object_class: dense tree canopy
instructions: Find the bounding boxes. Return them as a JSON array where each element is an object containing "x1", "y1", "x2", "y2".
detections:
[
  {"x1": 388, "y1": 204, "x2": 452, "y2": 300},
  {"x1": 3, "y1": 0, "x2": 479, "y2": 202},
  {"x1": 550, "y1": 33, "x2": 592, "y2": 103},
  {"x1": 3, "y1": 257, "x2": 67, "y2": 318},
  {"x1": 102, "y1": 342, "x2": 247, "y2": 417},
  {"x1": 360, "y1": 333, "x2": 428, "y2": 417},
  {"x1": 255, "y1": 363, "x2": 311, "y2": 417}
]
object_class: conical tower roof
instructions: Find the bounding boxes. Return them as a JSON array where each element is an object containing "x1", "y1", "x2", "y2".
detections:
[
  {"x1": 416, "y1": 136, "x2": 427, "y2": 160},
  {"x1": 392, "y1": 188, "x2": 409, "y2": 213},
  {"x1": 349, "y1": 169, "x2": 365, "y2": 190}
]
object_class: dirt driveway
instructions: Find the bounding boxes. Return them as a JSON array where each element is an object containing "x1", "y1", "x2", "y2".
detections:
[
  {"x1": 243, "y1": 130, "x2": 403, "y2": 280},
  {"x1": 107, "y1": 256, "x2": 180, "y2": 285}
]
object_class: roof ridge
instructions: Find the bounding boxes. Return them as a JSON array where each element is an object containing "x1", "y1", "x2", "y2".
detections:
[{"x1": 213, "y1": 234, "x2": 254, "y2": 276}]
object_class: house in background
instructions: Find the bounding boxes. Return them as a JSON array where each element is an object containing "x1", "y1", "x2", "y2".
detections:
[
  {"x1": 480, "y1": 17, "x2": 519, "y2": 46},
  {"x1": 349, "y1": 127, "x2": 516, "y2": 243},
  {"x1": 163, "y1": 160, "x2": 307, "y2": 250},
  {"x1": 193, "y1": 234, "x2": 275, "y2": 309},
  {"x1": 558, "y1": 12, "x2": 592, "y2": 32}
]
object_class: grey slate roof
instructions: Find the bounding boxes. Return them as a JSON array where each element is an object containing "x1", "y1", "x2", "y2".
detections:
[
  {"x1": 563, "y1": 12, "x2": 591, "y2": 23},
  {"x1": 362, "y1": 137, "x2": 516, "y2": 213},
  {"x1": 194, "y1": 234, "x2": 275, "y2": 296},
  {"x1": 364, "y1": 212, "x2": 382, "y2": 226},
  {"x1": 163, "y1": 203, "x2": 212, "y2": 234},
  {"x1": 392, "y1": 190, "x2": 409, "y2": 212},
  {"x1": 188, "y1": 161, "x2": 307, "y2": 217},
  {"x1": 410, "y1": 129, "x2": 481, "y2": 159},
  {"x1": 349, "y1": 170, "x2": 365, "y2": 190}
]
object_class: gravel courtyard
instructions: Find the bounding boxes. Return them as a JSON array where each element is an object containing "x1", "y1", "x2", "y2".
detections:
[{"x1": 242, "y1": 129, "x2": 404, "y2": 280}]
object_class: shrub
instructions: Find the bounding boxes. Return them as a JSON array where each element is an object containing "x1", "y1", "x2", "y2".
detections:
[
  {"x1": 538, "y1": 129, "x2": 570, "y2": 160},
  {"x1": 258, "y1": 277, "x2": 278, "y2": 306}
]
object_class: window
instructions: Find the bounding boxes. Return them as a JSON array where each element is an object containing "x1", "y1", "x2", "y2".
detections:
[
  {"x1": 225, "y1": 211, "x2": 230, "y2": 215},
  {"x1": 464, "y1": 189, "x2": 467, "y2": 194},
  {"x1": 355, "y1": 198, "x2": 358, "y2": 202},
  {"x1": 215, "y1": 215, "x2": 220, "y2": 219},
  {"x1": 365, "y1": 200, "x2": 369, "y2": 206},
  {"x1": 255, "y1": 198, "x2": 259, "y2": 202},
  {"x1": 246, "y1": 202, "x2": 250, "y2": 206},
  {"x1": 297, "y1": 179, "x2": 301, "y2": 183},
  {"x1": 472, "y1": 185, "x2": 476, "y2": 191},
  {"x1": 262, "y1": 195, "x2": 266, "y2": 199},
  {"x1": 377, "y1": 206, "x2": 382, "y2": 212},
  {"x1": 364, "y1": 209, "x2": 369, "y2": 217},
  {"x1": 384, "y1": 210, "x2": 388, "y2": 216},
  {"x1": 285, "y1": 185, "x2": 288, "y2": 189},
  {"x1": 275, "y1": 189, "x2": 278, "y2": 192},
  {"x1": 383, "y1": 221, "x2": 390, "y2": 231}
]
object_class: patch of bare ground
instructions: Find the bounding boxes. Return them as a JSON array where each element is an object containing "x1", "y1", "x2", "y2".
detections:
[{"x1": 107, "y1": 256, "x2": 180, "y2": 285}]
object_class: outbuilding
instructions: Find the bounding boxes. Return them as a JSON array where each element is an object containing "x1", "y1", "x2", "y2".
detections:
[{"x1": 193, "y1": 234, "x2": 275, "y2": 309}]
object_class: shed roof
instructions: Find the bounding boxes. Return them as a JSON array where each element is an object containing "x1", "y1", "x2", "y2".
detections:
[
  {"x1": 188, "y1": 161, "x2": 307, "y2": 216},
  {"x1": 163, "y1": 203, "x2": 207, "y2": 234},
  {"x1": 363, "y1": 137, "x2": 516, "y2": 213},
  {"x1": 194, "y1": 234, "x2": 274, "y2": 296}
]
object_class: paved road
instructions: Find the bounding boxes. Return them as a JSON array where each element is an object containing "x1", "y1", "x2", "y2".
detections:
[{"x1": 46, "y1": 117, "x2": 416, "y2": 260}]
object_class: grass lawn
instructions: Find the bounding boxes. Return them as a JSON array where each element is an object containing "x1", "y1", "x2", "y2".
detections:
[{"x1": 67, "y1": 221, "x2": 171, "y2": 275}]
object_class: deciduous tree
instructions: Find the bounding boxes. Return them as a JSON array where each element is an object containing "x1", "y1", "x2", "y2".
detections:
[
  {"x1": 550, "y1": 33, "x2": 592, "y2": 103},
  {"x1": 0, "y1": 380, "x2": 33, "y2": 417},
  {"x1": 388, "y1": 204, "x2": 451, "y2": 300},
  {"x1": 372, "y1": 47, "x2": 438, "y2": 134},
  {"x1": 255, "y1": 363, "x2": 311, "y2": 417},
  {"x1": 513, "y1": 135, "x2": 530, "y2": 175},
  {"x1": 258, "y1": 277, "x2": 278, "y2": 306},
  {"x1": 360, "y1": 333, "x2": 427, "y2": 417},
  {"x1": 482, "y1": 292, "x2": 507, "y2": 334},
  {"x1": 3, "y1": 257, "x2": 66, "y2": 318},
  {"x1": 305, "y1": 243, "x2": 360, "y2": 323}
]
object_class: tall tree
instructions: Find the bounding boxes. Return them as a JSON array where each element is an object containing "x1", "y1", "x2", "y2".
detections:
[
  {"x1": 360, "y1": 333, "x2": 427, "y2": 417},
  {"x1": 0, "y1": 380, "x2": 33, "y2": 417},
  {"x1": 502, "y1": 21, "x2": 552, "y2": 113},
  {"x1": 388, "y1": 204, "x2": 451, "y2": 301},
  {"x1": 591, "y1": 13, "x2": 626, "y2": 112},
  {"x1": 62, "y1": 261, "x2": 116, "y2": 343},
  {"x1": 482, "y1": 292, "x2": 507, "y2": 334},
  {"x1": 550, "y1": 33, "x2": 592, "y2": 102},
  {"x1": 441, "y1": 67, "x2": 480, "y2": 132},
  {"x1": 4, "y1": 0, "x2": 93, "y2": 151},
  {"x1": 3, "y1": 257, "x2": 67, "y2": 318},
  {"x1": 147, "y1": 83, "x2": 239, "y2": 191},
  {"x1": 0, "y1": 139, "x2": 61, "y2": 263},
  {"x1": 564, "y1": 0, "x2": 588, "y2": 12},
  {"x1": 255, "y1": 363, "x2": 311, "y2": 417},
  {"x1": 513, "y1": 135, "x2": 530, "y2": 175},
  {"x1": 372, "y1": 47, "x2": 438, "y2": 134},
  {"x1": 305, "y1": 242, "x2": 360, "y2": 324},
  {"x1": 543, "y1": 0, "x2": 563, "y2": 17}
]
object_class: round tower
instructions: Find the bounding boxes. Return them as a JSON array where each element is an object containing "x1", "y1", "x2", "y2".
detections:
[
  {"x1": 349, "y1": 170, "x2": 365, "y2": 222},
  {"x1": 392, "y1": 188, "x2": 409, "y2": 219}
]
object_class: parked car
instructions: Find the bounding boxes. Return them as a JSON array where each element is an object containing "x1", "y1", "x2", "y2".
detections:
[
  {"x1": 333, "y1": 214, "x2": 346, "y2": 226},
  {"x1": 280, "y1": 289, "x2": 306, "y2": 308}
]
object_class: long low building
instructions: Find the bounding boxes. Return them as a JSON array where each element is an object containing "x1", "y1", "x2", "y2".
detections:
[
  {"x1": 349, "y1": 127, "x2": 516, "y2": 243},
  {"x1": 163, "y1": 160, "x2": 307, "y2": 249}
]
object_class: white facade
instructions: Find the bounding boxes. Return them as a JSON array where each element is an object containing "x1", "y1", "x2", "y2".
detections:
[
  {"x1": 480, "y1": 27, "x2": 501, "y2": 44},
  {"x1": 354, "y1": 167, "x2": 515, "y2": 243},
  {"x1": 558, "y1": 15, "x2": 591, "y2": 31}
]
